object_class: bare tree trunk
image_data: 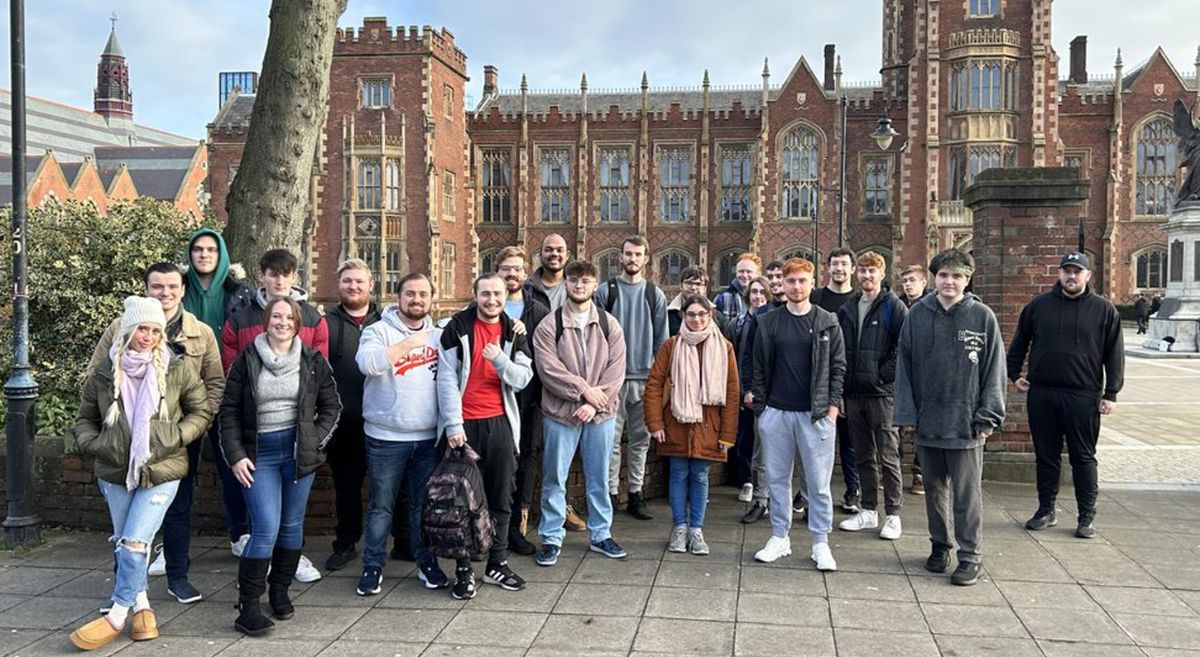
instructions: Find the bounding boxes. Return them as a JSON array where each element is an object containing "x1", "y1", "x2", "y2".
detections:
[{"x1": 224, "y1": 0, "x2": 347, "y2": 270}]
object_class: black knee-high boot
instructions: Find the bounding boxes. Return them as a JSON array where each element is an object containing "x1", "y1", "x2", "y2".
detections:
[
  {"x1": 268, "y1": 547, "x2": 302, "y2": 620},
  {"x1": 235, "y1": 557, "x2": 274, "y2": 636}
]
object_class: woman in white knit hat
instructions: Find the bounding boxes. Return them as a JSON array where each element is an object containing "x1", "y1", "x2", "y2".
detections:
[{"x1": 70, "y1": 296, "x2": 212, "y2": 650}]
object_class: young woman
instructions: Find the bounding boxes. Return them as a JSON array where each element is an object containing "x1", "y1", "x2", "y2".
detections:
[
  {"x1": 70, "y1": 297, "x2": 212, "y2": 650},
  {"x1": 725, "y1": 277, "x2": 771, "y2": 503},
  {"x1": 644, "y1": 295, "x2": 740, "y2": 555},
  {"x1": 220, "y1": 297, "x2": 341, "y2": 636}
]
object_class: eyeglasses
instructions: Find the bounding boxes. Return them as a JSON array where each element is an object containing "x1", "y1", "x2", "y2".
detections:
[{"x1": 684, "y1": 311, "x2": 710, "y2": 319}]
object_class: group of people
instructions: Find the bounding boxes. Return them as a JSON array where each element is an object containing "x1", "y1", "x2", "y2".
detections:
[{"x1": 66, "y1": 227, "x2": 1124, "y2": 650}]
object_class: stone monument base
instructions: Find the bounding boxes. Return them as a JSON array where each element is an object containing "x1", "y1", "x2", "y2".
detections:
[{"x1": 1142, "y1": 317, "x2": 1200, "y2": 352}]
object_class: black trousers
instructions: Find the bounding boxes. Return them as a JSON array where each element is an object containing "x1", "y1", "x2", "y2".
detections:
[
  {"x1": 1028, "y1": 387, "x2": 1101, "y2": 518},
  {"x1": 326, "y1": 417, "x2": 408, "y2": 552},
  {"x1": 462, "y1": 415, "x2": 516, "y2": 564},
  {"x1": 512, "y1": 406, "x2": 544, "y2": 511}
]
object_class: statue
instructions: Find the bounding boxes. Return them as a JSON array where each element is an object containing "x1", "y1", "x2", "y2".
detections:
[{"x1": 1174, "y1": 100, "x2": 1200, "y2": 207}]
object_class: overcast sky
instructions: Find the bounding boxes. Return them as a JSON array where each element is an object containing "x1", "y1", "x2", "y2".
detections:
[{"x1": 1, "y1": 0, "x2": 1196, "y2": 139}]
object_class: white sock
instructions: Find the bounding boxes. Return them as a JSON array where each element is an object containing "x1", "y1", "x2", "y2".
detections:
[
  {"x1": 106, "y1": 603, "x2": 130, "y2": 628},
  {"x1": 133, "y1": 591, "x2": 151, "y2": 613}
]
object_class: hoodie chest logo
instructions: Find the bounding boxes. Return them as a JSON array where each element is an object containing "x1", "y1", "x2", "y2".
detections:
[
  {"x1": 957, "y1": 329, "x2": 985, "y2": 364},
  {"x1": 394, "y1": 345, "x2": 438, "y2": 376}
]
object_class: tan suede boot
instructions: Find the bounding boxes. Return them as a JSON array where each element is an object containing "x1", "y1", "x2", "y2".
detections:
[{"x1": 564, "y1": 505, "x2": 586, "y2": 532}]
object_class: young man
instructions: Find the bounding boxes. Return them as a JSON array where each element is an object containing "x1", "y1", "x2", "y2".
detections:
[
  {"x1": 811, "y1": 247, "x2": 861, "y2": 514},
  {"x1": 765, "y1": 260, "x2": 786, "y2": 307},
  {"x1": 532, "y1": 260, "x2": 629, "y2": 565},
  {"x1": 220, "y1": 248, "x2": 328, "y2": 582},
  {"x1": 497, "y1": 246, "x2": 550, "y2": 556},
  {"x1": 1133, "y1": 294, "x2": 1151, "y2": 335},
  {"x1": 896, "y1": 264, "x2": 931, "y2": 494},
  {"x1": 354, "y1": 273, "x2": 450, "y2": 596},
  {"x1": 668, "y1": 266, "x2": 726, "y2": 336},
  {"x1": 87, "y1": 263, "x2": 222, "y2": 605},
  {"x1": 836, "y1": 252, "x2": 908, "y2": 539},
  {"x1": 751, "y1": 258, "x2": 846, "y2": 571},
  {"x1": 894, "y1": 249, "x2": 1006, "y2": 586},
  {"x1": 596, "y1": 236, "x2": 669, "y2": 520},
  {"x1": 1007, "y1": 252, "x2": 1124, "y2": 539},
  {"x1": 714, "y1": 253, "x2": 761, "y2": 322},
  {"x1": 527, "y1": 233, "x2": 570, "y2": 311},
  {"x1": 438, "y1": 274, "x2": 534, "y2": 599}
]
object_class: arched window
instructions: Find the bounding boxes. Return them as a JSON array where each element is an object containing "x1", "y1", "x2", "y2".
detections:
[
  {"x1": 656, "y1": 250, "x2": 694, "y2": 287},
  {"x1": 779, "y1": 245, "x2": 816, "y2": 263},
  {"x1": 713, "y1": 249, "x2": 744, "y2": 288},
  {"x1": 594, "y1": 248, "x2": 621, "y2": 282},
  {"x1": 779, "y1": 126, "x2": 820, "y2": 220},
  {"x1": 478, "y1": 248, "x2": 502, "y2": 278},
  {"x1": 1134, "y1": 246, "x2": 1167, "y2": 289},
  {"x1": 1136, "y1": 118, "x2": 1177, "y2": 216}
]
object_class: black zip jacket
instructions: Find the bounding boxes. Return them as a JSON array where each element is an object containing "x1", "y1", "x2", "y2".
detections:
[
  {"x1": 837, "y1": 291, "x2": 907, "y2": 398},
  {"x1": 750, "y1": 304, "x2": 845, "y2": 421},
  {"x1": 325, "y1": 303, "x2": 381, "y2": 418},
  {"x1": 517, "y1": 296, "x2": 550, "y2": 410},
  {"x1": 219, "y1": 343, "x2": 342, "y2": 478},
  {"x1": 1007, "y1": 282, "x2": 1125, "y2": 401}
]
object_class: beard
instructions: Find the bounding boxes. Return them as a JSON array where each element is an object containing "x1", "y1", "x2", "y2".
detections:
[
  {"x1": 341, "y1": 294, "x2": 370, "y2": 311},
  {"x1": 400, "y1": 305, "x2": 428, "y2": 322}
]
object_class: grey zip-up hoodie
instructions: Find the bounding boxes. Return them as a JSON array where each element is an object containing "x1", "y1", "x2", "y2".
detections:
[
  {"x1": 893, "y1": 292, "x2": 1007, "y2": 449},
  {"x1": 356, "y1": 306, "x2": 443, "y2": 442}
]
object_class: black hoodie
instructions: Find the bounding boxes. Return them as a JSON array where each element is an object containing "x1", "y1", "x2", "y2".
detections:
[
  {"x1": 1006, "y1": 282, "x2": 1124, "y2": 402},
  {"x1": 326, "y1": 303, "x2": 382, "y2": 418}
]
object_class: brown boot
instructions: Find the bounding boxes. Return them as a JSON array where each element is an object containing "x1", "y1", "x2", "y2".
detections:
[
  {"x1": 130, "y1": 609, "x2": 159, "y2": 641},
  {"x1": 70, "y1": 616, "x2": 124, "y2": 650},
  {"x1": 564, "y1": 505, "x2": 587, "y2": 532},
  {"x1": 518, "y1": 508, "x2": 530, "y2": 536}
]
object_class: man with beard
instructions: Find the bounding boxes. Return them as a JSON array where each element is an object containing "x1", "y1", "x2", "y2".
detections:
[
  {"x1": 1008, "y1": 253, "x2": 1123, "y2": 539},
  {"x1": 897, "y1": 264, "x2": 931, "y2": 495},
  {"x1": 811, "y1": 247, "x2": 861, "y2": 515},
  {"x1": 714, "y1": 253, "x2": 761, "y2": 323},
  {"x1": 438, "y1": 274, "x2": 534, "y2": 598},
  {"x1": 527, "y1": 233, "x2": 570, "y2": 310},
  {"x1": 354, "y1": 274, "x2": 450, "y2": 596},
  {"x1": 496, "y1": 246, "x2": 550, "y2": 556},
  {"x1": 765, "y1": 260, "x2": 786, "y2": 307},
  {"x1": 596, "y1": 236, "x2": 668, "y2": 520}
]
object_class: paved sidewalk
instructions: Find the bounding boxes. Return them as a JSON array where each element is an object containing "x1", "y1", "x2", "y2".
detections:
[{"x1": 2, "y1": 482, "x2": 1199, "y2": 657}]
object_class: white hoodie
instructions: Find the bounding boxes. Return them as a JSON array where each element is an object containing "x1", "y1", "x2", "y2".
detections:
[{"x1": 356, "y1": 306, "x2": 442, "y2": 442}]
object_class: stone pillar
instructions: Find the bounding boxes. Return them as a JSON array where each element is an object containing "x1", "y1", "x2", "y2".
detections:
[
  {"x1": 964, "y1": 167, "x2": 1089, "y2": 479},
  {"x1": 1144, "y1": 204, "x2": 1200, "y2": 351}
]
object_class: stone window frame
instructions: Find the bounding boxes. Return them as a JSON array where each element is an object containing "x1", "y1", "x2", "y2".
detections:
[
  {"x1": 385, "y1": 161, "x2": 401, "y2": 212},
  {"x1": 478, "y1": 247, "x2": 502, "y2": 278},
  {"x1": 777, "y1": 120, "x2": 825, "y2": 222},
  {"x1": 1131, "y1": 113, "x2": 1179, "y2": 219},
  {"x1": 442, "y1": 170, "x2": 456, "y2": 218},
  {"x1": 595, "y1": 143, "x2": 634, "y2": 225},
  {"x1": 593, "y1": 247, "x2": 622, "y2": 282},
  {"x1": 537, "y1": 144, "x2": 573, "y2": 225},
  {"x1": 778, "y1": 244, "x2": 817, "y2": 264},
  {"x1": 1132, "y1": 244, "x2": 1168, "y2": 291},
  {"x1": 966, "y1": 0, "x2": 1001, "y2": 18},
  {"x1": 655, "y1": 141, "x2": 696, "y2": 225},
  {"x1": 357, "y1": 158, "x2": 383, "y2": 210},
  {"x1": 947, "y1": 143, "x2": 1016, "y2": 200},
  {"x1": 861, "y1": 154, "x2": 893, "y2": 217},
  {"x1": 949, "y1": 59, "x2": 1018, "y2": 112},
  {"x1": 655, "y1": 248, "x2": 695, "y2": 288},
  {"x1": 712, "y1": 247, "x2": 744, "y2": 289},
  {"x1": 717, "y1": 141, "x2": 755, "y2": 224},
  {"x1": 443, "y1": 83, "x2": 455, "y2": 119},
  {"x1": 359, "y1": 75, "x2": 393, "y2": 110},
  {"x1": 478, "y1": 146, "x2": 513, "y2": 225},
  {"x1": 441, "y1": 241, "x2": 456, "y2": 299}
]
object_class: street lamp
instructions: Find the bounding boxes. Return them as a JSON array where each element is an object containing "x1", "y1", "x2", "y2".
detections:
[{"x1": 871, "y1": 117, "x2": 900, "y2": 151}]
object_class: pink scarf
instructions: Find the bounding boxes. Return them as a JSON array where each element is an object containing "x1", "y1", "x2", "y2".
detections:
[
  {"x1": 119, "y1": 350, "x2": 161, "y2": 490},
  {"x1": 669, "y1": 321, "x2": 729, "y2": 423}
]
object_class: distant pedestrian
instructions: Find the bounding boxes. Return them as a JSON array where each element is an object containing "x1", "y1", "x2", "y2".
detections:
[{"x1": 1134, "y1": 294, "x2": 1150, "y2": 335}]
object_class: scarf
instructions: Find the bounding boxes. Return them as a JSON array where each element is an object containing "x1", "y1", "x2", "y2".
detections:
[
  {"x1": 669, "y1": 320, "x2": 729, "y2": 423},
  {"x1": 119, "y1": 350, "x2": 162, "y2": 491}
]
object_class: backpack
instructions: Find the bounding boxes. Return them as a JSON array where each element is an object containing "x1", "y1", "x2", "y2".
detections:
[
  {"x1": 421, "y1": 445, "x2": 493, "y2": 561},
  {"x1": 604, "y1": 278, "x2": 661, "y2": 317},
  {"x1": 553, "y1": 306, "x2": 613, "y2": 343}
]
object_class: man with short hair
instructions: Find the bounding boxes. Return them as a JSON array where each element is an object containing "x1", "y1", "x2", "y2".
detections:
[
  {"x1": 714, "y1": 253, "x2": 762, "y2": 322},
  {"x1": 438, "y1": 274, "x2": 535, "y2": 599},
  {"x1": 811, "y1": 247, "x2": 861, "y2": 514},
  {"x1": 765, "y1": 260, "x2": 785, "y2": 306},
  {"x1": 837, "y1": 252, "x2": 908, "y2": 539},
  {"x1": 895, "y1": 249, "x2": 1006, "y2": 586},
  {"x1": 496, "y1": 246, "x2": 550, "y2": 556},
  {"x1": 751, "y1": 258, "x2": 845, "y2": 570},
  {"x1": 1008, "y1": 252, "x2": 1123, "y2": 539},
  {"x1": 897, "y1": 264, "x2": 931, "y2": 494},
  {"x1": 527, "y1": 233, "x2": 570, "y2": 310},
  {"x1": 597, "y1": 235, "x2": 669, "y2": 520},
  {"x1": 1133, "y1": 293, "x2": 1151, "y2": 335},
  {"x1": 87, "y1": 262, "x2": 223, "y2": 605},
  {"x1": 533, "y1": 260, "x2": 629, "y2": 565},
  {"x1": 668, "y1": 266, "x2": 726, "y2": 336},
  {"x1": 354, "y1": 274, "x2": 450, "y2": 596}
]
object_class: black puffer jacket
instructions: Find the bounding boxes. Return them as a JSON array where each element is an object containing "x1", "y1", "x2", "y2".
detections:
[
  {"x1": 219, "y1": 343, "x2": 341, "y2": 478},
  {"x1": 838, "y1": 291, "x2": 907, "y2": 397},
  {"x1": 750, "y1": 305, "x2": 846, "y2": 421},
  {"x1": 325, "y1": 303, "x2": 381, "y2": 418}
]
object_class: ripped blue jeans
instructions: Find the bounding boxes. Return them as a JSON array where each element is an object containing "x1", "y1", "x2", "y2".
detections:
[{"x1": 97, "y1": 478, "x2": 180, "y2": 608}]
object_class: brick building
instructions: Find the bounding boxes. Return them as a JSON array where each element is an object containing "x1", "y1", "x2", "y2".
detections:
[{"x1": 207, "y1": 4, "x2": 1199, "y2": 305}]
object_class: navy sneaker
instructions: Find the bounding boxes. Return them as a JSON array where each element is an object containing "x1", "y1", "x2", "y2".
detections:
[
  {"x1": 536, "y1": 544, "x2": 561, "y2": 567},
  {"x1": 167, "y1": 579, "x2": 203, "y2": 604},
  {"x1": 417, "y1": 555, "x2": 449, "y2": 590},
  {"x1": 589, "y1": 538, "x2": 627, "y2": 559},
  {"x1": 356, "y1": 567, "x2": 382, "y2": 596}
]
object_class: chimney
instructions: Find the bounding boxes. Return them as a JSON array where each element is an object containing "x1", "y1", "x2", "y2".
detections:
[
  {"x1": 1069, "y1": 36, "x2": 1088, "y2": 84},
  {"x1": 823, "y1": 44, "x2": 836, "y2": 91},
  {"x1": 483, "y1": 65, "x2": 498, "y2": 96}
]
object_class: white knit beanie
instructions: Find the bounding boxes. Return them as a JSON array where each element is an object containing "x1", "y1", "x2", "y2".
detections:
[
  {"x1": 104, "y1": 296, "x2": 169, "y2": 428},
  {"x1": 119, "y1": 296, "x2": 166, "y2": 339}
]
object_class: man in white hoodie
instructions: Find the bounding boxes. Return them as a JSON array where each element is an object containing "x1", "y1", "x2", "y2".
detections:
[{"x1": 353, "y1": 274, "x2": 450, "y2": 596}]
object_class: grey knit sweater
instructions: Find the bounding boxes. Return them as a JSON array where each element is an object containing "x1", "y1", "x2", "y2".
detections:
[{"x1": 253, "y1": 333, "x2": 301, "y2": 433}]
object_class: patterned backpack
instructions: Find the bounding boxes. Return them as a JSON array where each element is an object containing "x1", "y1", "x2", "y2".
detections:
[{"x1": 421, "y1": 445, "x2": 493, "y2": 560}]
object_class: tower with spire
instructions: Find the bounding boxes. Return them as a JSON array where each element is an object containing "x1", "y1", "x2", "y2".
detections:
[{"x1": 94, "y1": 14, "x2": 133, "y2": 123}]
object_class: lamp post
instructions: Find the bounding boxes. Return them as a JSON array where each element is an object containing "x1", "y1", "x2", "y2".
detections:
[{"x1": 4, "y1": 0, "x2": 41, "y2": 549}]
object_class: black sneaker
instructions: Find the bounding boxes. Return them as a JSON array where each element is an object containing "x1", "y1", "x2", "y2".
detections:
[
  {"x1": 417, "y1": 554, "x2": 450, "y2": 590},
  {"x1": 1025, "y1": 509, "x2": 1058, "y2": 531},
  {"x1": 483, "y1": 561, "x2": 526, "y2": 591},
  {"x1": 925, "y1": 545, "x2": 951, "y2": 573},
  {"x1": 1076, "y1": 516, "x2": 1096, "y2": 539},
  {"x1": 167, "y1": 578, "x2": 203, "y2": 604},
  {"x1": 951, "y1": 561, "x2": 982, "y2": 586},
  {"x1": 451, "y1": 567, "x2": 477, "y2": 600},
  {"x1": 536, "y1": 544, "x2": 561, "y2": 567},
  {"x1": 509, "y1": 527, "x2": 537, "y2": 556},
  {"x1": 324, "y1": 545, "x2": 357, "y2": 571},
  {"x1": 627, "y1": 492, "x2": 653, "y2": 520},
  {"x1": 741, "y1": 501, "x2": 768, "y2": 524},
  {"x1": 356, "y1": 567, "x2": 383, "y2": 596}
]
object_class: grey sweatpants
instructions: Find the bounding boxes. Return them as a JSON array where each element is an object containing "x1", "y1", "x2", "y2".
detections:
[
  {"x1": 751, "y1": 420, "x2": 806, "y2": 505},
  {"x1": 610, "y1": 380, "x2": 651, "y2": 495},
  {"x1": 758, "y1": 407, "x2": 836, "y2": 543},
  {"x1": 918, "y1": 444, "x2": 984, "y2": 564}
]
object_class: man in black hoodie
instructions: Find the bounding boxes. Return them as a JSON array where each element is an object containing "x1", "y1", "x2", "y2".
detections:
[{"x1": 1007, "y1": 252, "x2": 1124, "y2": 539}]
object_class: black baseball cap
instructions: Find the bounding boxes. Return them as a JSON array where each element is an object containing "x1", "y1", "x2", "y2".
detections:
[{"x1": 1059, "y1": 252, "x2": 1090, "y2": 270}]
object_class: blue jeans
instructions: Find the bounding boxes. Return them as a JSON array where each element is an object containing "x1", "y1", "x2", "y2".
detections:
[
  {"x1": 540, "y1": 416, "x2": 615, "y2": 546},
  {"x1": 209, "y1": 423, "x2": 250, "y2": 542},
  {"x1": 362, "y1": 436, "x2": 438, "y2": 570},
  {"x1": 668, "y1": 457, "x2": 711, "y2": 528},
  {"x1": 98, "y1": 478, "x2": 180, "y2": 608},
  {"x1": 241, "y1": 428, "x2": 315, "y2": 560}
]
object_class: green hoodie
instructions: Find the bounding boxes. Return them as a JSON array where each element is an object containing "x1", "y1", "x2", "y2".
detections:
[{"x1": 183, "y1": 228, "x2": 233, "y2": 336}]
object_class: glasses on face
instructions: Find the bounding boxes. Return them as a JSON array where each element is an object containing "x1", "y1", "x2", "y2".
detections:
[{"x1": 685, "y1": 311, "x2": 710, "y2": 320}]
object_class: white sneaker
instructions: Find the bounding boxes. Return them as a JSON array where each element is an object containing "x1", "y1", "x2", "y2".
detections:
[
  {"x1": 811, "y1": 543, "x2": 838, "y2": 571},
  {"x1": 230, "y1": 534, "x2": 250, "y2": 558},
  {"x1": 754, "y1": 535, "x2": 792, "y2": 563},
  {"x1": 838, "y1": 509, "x2": 878, "y2": 532},
  {"x1": 738, "y1": 483, "x2": 754, "y2": 503},
  {"x1": 147, "y1": 546, "x2": 166, "y2": 577},
  {"x1": 668, "y1": 526, "x2": 688, "y2": 553},
  {"x1": 295, "y1": 554, "x2": 322, "y2": 583},
  {"x1": 880, "y1": 515, "x2": 903, "y2": 540}
]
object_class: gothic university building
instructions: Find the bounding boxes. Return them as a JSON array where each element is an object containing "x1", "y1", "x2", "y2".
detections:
[{"x1": 206, "y1": 1, "x2": 1200, "y2": 305}]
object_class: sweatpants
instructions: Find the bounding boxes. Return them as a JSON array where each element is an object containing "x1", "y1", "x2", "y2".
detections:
[
  {"x1": 1028, "y1": 387, "x2": 1101, "y2": 518},
  {"x1": 462, "y1": 416, "x2": 517, "y2": 564},
  {"x1": 750, "y1": 420, "x2": 807, "y2": 506},
  {"x1": 846, "y1": 396, "x2": 903, "y2": 516},
  {"x1": 918, "y1": 444, "x2": 984, "y2": 564},
  {"x1": 610, "y1": 380, "x2": 651, "y2": 495},
  {"x1": 758, "y1": 407, "x2": 836, "y2": 543}
]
